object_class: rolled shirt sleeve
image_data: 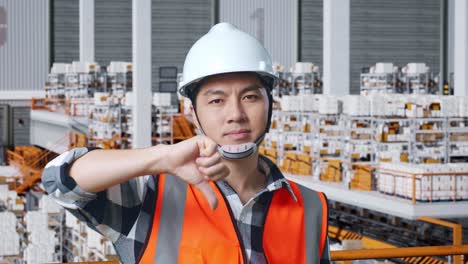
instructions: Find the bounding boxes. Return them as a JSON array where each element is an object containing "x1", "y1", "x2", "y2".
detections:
[
  {"x1": 41, "y1": 147, "x2": 151, "y2": 243},
  {"x1": 41, "y1": 147, "x2": 99, "y2": 209}
]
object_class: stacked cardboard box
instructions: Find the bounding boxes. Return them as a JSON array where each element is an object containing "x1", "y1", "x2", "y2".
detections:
[
  {"x1": 320, "y1": 160, "x2": 342, "y2": 182},
  {"x1": 349, "y1": 165, "x2": 373, "y2": 191}
]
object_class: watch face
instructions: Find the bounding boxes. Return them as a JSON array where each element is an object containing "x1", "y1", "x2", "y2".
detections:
[{"x1": 0, "y1": 7, "x2": 6, "y2": 47}]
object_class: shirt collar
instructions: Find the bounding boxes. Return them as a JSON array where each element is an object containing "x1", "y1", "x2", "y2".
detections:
[{"x1": 258, "y1": 155, "x2": 298, "y2": 203}]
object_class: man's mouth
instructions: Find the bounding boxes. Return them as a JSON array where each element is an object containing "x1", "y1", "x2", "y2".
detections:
[{"x1": 224, "y1": 129, "x2": 251, "y2": 139}]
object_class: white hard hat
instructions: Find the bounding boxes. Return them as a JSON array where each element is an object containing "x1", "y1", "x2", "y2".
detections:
[{"x1": 179, "y1": 22, "x2": 278, "y2": 98}]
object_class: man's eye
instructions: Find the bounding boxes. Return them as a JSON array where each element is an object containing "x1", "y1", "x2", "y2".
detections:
[
  {"x1": 243, "y1": 94, "x2": 258, "y2": 101},
  {"x1": 209, "y1": 99, "x2": 222, "y2": 104}
]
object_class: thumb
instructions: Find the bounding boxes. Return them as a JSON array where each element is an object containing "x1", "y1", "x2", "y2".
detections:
[
  {"x1": 194, "y1": 180, "x2": 219, "y2": 210},
  {"x1": 197, "y1": 136, "x2": 218, "y2": 157}
]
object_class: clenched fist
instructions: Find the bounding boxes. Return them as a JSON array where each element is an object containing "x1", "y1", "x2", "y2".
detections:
[{"x1": 164, "y1": 135, "x2": 230, "y2": 210}]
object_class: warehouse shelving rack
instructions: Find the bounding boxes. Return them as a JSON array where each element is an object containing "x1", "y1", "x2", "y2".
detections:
[
  {"x1": 447, "y1": 117, "x2": 468, "y2": 163},
  {"x1": 265, "y1": 111, "x2": 315, "y2": 177},
  {"x1": 360, "y1": 72, "x2": 399, "y2": 95},
  {"x1": 275, "y1": 70, "x2": 322, "y2": 96},
  {"x1": 44, "y1": 71, "x2": 67, "y2": 113},
  {"x1": 49, "y1": 210, "x2": 64, "y2": 263},
  {"x1": 360, "y1": 67, "x2": 439, "y2": 95},
  {"x1": 340, "y1": 115, "x2": 376, "y2": 191},
  {"x1": 64, "y1": 69, "x2": 105, "y2": 117},
  {"x1": 267, "y1": 108, "x2": 468, "y2": 190},
  {"x1": 341, "y1": 115, "x2": 375, "y2": 163},
  {"x1": 410, "y1": 117, "x2": 448, "y2": 164},
  {"x1": 373, "y1": 117, "x2": 411, "y2": 164},
  {"x1": 152, "y1": 105, "x2": 177, "y2": 145},
  {"x1": 85, "y1": 68, "x2": 133, "y2": 149},
  {"x1": 313, "y1": 113, "x2": 344, "y2": 182},
  {"x1": 401, "y1": 72, "x2": 439, "y2": 95}
]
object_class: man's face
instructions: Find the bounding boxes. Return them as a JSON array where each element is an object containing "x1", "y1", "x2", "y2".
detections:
[{"x1": 192, "y1": 72, "x2": 269, "y2": 146}]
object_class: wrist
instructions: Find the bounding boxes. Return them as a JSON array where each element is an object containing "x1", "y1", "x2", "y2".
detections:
[{"x1": 142, "y1": 144, "x2": 172, "y2": 176}]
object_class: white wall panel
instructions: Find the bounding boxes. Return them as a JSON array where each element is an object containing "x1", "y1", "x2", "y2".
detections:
[
  {"x1": 0, "y1": 0, "x2": 49, "y2": 91},
  {"x1": 220, "y1": 0, "x2": 298, "y2": 68}
]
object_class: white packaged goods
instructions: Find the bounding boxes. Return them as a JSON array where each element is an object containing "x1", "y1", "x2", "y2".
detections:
[
  {"x1": 458, "y1": 97, "x2": 468, "y2": 117},
  {"x1": 65, "y1": 63, "x2": 74, "y2": 73},
  {"x1": 406, "y1": 63, "x2": 428, "y2": 74},
  {"x1": 290, "y1": 62, "x2": 315, "y2": 73},
  {"x1": 71, "y1": 61, "x2": 100, "y2": 73},
  {"x1": 442, "y1": 96, "x2": 458, "y2": 117},
  {"x1": 375, "y1": 63, "x2": 394, "y2": 74},
  {"x1": 369, "y1": 94, "x2": 385, "y2": 116},
  {"x1": 0, "y1": 185, "x2": 13, "y2": 201},
  {"x1": 29, "y1": 229, "x2": 56, "y2": 246},
  {"x1": 107, "y1": 61, "x2": 132, "y2": 73},
  {"x1": 0, "y1": 184, "x2": 23, "y2": 211},
  {"x1": 40, "y1": 195, "x2": 62, "y2": 214},
  {"x1": 62, "y1": 203, "x2": 116, "y2": 260},
  {"x1": 23, "y1": 211, "x2": 58, "y2": 263},
  {"x1": 87, "y1": 226, "x2": 103, "y2": 250},
  {"x1": 72, "y1": 61, "x2": 87, "y2": 73},
  {"x1": 0, "y1": 166, "x2": 21, "y2": 177},
  {"x1": 370, "y1": 94, "x2": 410, "y2": 117},
  {"x1": 0, "y1": 212, "x2": 20, "y2": 256},
  {"x1": 24, "y1": 243, "x2": 55, "y2": 264},
  {"x1": 125, "y1": 92, "x2": 134, "y2": 106},
  {"x1": 51, "y1": 63, "x2": 70, "y2": 74},
  {"x1": 153, "y1": 93, "x2": 172, "y2": 107},
  {"x1": 94, "y1": 92, "x2": 111, "y2": 106},
  {"x1": 281, "y1": 96, "x2": 301, "y2": 112},
  {"x1": 25, "y1": 211, "x2": 48, "y2": 232},
  {"x1": 342, "y1": 95, "x2": 370, "y2": 116},
  {"x1": 377, "y1": 163, "x2": 468, "y2": 201},
  {"x1": 283, "y1": 134, "x2": 300, "y2": 146},
  {"x1": 351, "y1": 145, "x2": 373, "y2": 156},
  {"x1": 312, "y1": 96, "x2": 321, "y2": 112},
  {"x1": 65, "y1": 210, "x2": 79, "y2": 230},
  {"x1": 300, "y1": 95, "x2": 315, "y2": 112},
  {"x1": 318, "y1": 96, "x2": 340, "y2": 114}
]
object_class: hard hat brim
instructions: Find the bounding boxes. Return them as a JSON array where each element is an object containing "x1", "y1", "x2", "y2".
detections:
[{"x1": 179, "y1": 70, "x2": 278, "y2": 98}]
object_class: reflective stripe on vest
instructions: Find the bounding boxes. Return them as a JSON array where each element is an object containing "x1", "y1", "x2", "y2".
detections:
[
  {"x1": 138, "y1": 174, "x2": 189, "y2": 263},
  {"x1": 139, "y1": 174, "x2": 328, "y2": 263},
  {"x1": 299, "y1": 184, "x2": 328, "y2": 262}
]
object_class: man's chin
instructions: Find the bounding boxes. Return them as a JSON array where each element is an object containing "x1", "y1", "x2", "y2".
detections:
[{"x1": 219, "y1": 138, "x2": 254, "y2": 146}]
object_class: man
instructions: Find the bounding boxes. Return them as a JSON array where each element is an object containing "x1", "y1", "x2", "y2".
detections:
[{"x1": 42, "y1": 23, "x2": 330, "y2": 264}]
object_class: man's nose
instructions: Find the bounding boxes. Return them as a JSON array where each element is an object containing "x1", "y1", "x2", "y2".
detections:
[{"x1": 226, "y1": 99, "x2": 247, "y2": 123}]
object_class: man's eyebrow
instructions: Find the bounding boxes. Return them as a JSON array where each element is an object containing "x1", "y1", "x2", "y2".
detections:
[
  {"x1": 239, "y1": 84, "x2": 262, "y2": 94},
  {"x1": 203, "y1": 89, "x2": 227, "y2": 96},
  {"x1": 202, "y1": 84, "x2": 262, "y2": 96}
]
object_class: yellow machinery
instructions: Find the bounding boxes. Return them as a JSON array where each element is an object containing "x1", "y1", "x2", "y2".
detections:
[{"x1": 6, "y1": 146, "x2": 57, "y2": 194}]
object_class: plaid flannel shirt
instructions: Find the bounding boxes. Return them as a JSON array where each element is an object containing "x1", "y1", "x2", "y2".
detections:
[{"x1": 42, "y1": 147, "x2": 330, "y2": 263}]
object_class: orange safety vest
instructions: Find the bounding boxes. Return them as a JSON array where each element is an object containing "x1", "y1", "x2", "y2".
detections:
[{"x1": 139, "y1": 174, "x2": 328, "y2": 263}]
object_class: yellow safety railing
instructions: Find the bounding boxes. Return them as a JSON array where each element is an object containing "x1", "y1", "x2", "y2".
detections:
[
  {"x1": 328, "y1": 216, "x2": 467, "y2": 264},
  {"x1": 331, "y1": 245, "x2": 468, "y2": 262},
  {"x1": 419, "y1": 217, "x2": 464, "y2": 264}
]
